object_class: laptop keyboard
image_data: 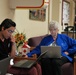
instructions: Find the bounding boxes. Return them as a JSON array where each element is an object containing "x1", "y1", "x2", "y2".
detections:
[
  {"x1": 14, "y1": 60, "x2": 28, "y2": 66},
  {"x1": 14, "y1": 60, "x2": 35, "y2": 68},
  {"x1": 21, "y1": 60, "x2": 35, "y2": 67}
]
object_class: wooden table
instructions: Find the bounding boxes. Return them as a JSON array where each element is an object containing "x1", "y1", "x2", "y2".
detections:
[
  {"x1": 13, "y1": 55, "x2": 37, "y2": 64},
  {"x1": 74, "y1": 55, "x2": 76, "y2": 75},
  {"x1": 14, "y1": 47, "x2": 36, "y2": 62}
]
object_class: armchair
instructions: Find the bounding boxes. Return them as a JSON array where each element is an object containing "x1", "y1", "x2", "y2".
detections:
[{"x1": 28, "y1": 34, "x2": 75, "y2": 75}]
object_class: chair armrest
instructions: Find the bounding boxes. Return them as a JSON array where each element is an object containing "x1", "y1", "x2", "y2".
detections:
[
  {"x1": 74, "y1": 53, "x2": 76, "y2": 75},
  {"x1": 74, "y1": 54, "x2": 76, "y2": 62},
  {"x1": 74, "y1": 52, "x2": 76, "y2": 58}
]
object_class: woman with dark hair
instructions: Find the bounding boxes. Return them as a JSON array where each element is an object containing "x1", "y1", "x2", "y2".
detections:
[
  {"x1": 0, "y1": 18, "x2": 16, "y2": 59},
  {"x1": 0, "y1": 18, "x2": 42, "y2": 75},
  {"x1": 0, "y1": 18, "x2": 16, "y2": 31}
]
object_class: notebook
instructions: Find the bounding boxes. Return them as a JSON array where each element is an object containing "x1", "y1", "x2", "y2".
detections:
[
  {"x1": 0, "y1": 56, "x2": 11, "y2": 75},
  {"x1": 13, "y1": 50, "x2": 48, "y2": 69},
  {"x1": 41, "y1": 46, "x2": 61, "y2": 58}
]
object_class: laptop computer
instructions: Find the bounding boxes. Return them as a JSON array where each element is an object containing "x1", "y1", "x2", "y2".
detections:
[
  {"x1": 41, "y1": 46, "x2": 61, "y2": 58},
  {"x1": 13, "y1": 50, "x2": 48, "y2": 69},
  {"x1": 0, "y1": 56, "x2": 11, "y2": 75}
]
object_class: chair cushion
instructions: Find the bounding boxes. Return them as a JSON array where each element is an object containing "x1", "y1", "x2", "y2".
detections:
[
  {"x1": 61, "y1": 63, "x2": 74, "y2": 75},
  {"x1": 28, "y1": 34, "x2": 48, "y2": 46}
]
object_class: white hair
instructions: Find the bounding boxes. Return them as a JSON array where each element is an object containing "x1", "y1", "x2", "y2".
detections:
[{"x1": 49, "y1": 21, "x2": 59, "y2": 30}]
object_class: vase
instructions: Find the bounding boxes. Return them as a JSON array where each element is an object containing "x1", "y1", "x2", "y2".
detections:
[{"x1": 17, "y1": 44, "x2": 23, "y2": 56}]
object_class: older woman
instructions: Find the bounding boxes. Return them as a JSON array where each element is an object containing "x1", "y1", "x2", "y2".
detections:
[{"x1": 27, "y1": 21, "x2": 76, "y2": 75}]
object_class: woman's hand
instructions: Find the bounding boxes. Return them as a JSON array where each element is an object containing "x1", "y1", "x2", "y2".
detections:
[
  {"x1": 32, "y1": 54, "x2": 37, "y2": 58},
  {"x1": 22, "y1": 55, "x2": 28, "y2": 58},
  {"x1": 10, "y1": 35, "x2": 15, "y2": 43},
  {"x1": 10, "y1": 35, "x2": 16, "y2": 58},
  {"x1": 64, "y1": 51, "x2": 69, "y2": 55}
]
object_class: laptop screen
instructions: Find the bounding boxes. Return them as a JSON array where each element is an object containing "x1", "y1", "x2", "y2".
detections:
[
  {"x1": 0, "y1": 56, "x2": 11, "y2": 75},
  {"x1": 41, "y1": 46, "x2": 61, "y2": 58}
]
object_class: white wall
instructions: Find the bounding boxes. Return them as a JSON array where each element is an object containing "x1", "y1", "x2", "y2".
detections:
[
  {"x1": 13, "y1": 8, "x2": 49, "y2": 40},
  {"x1": 49, "y1": 0, "x2": 62, "y2": 33},
  {"x1": 70, "y1": 0, "x2": 75, "y2": 26},
  {"x1": 0, "y1": 0, "x2": 49, "y2": 40},
  {"x1": 0, "y1": 0, "x2": 75, "y2": 40},
  {"x1": 0, "y1": 0, "x2": 14, "y2": 22}
]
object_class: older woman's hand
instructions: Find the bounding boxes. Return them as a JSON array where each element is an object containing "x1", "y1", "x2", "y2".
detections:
[
  {"x1": 32, "y1": 54, "x2": 37, "y2": 58},
  {"x1": 64, "y1": 51, "x2": 69, "y2": 55}
]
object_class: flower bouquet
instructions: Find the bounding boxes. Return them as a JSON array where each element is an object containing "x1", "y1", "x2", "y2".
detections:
[
  {"x1": 14, "y1": 31, "x2": 30, "y2": 56},
  {"x1": 15, "y1": 32, "x2": 26, "y2": 48}
]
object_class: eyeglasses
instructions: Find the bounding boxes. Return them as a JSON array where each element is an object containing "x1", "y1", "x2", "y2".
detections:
[
  {"x1": 7, "y1": 30, "x2": 14, "y2": 34},
  {"x1": 50, "y1": 28, "x2": 58, "y2": 32}
]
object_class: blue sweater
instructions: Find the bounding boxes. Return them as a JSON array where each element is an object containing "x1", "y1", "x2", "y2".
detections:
[{"x1": 27, "y1": 34, "x2": 76, "y2": 62}]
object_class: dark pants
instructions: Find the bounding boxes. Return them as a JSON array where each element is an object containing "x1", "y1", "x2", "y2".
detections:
[{"x1": 40, "y1": 57, "x2": 70, "y2": 75}]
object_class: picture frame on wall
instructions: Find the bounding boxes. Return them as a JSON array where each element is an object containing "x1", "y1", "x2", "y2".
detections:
[
  {"x1": 29, "y1": 9, "x2": 46, "y2": 21},
  {"x1": 62, "y1": 1, "x2": 70, "y2": 30}
]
